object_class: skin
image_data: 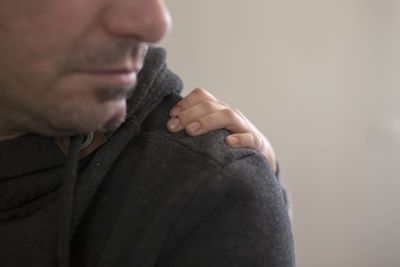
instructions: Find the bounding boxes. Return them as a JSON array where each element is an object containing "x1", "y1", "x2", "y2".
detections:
[
  {"x1": 0, "y1": 0, "x2": 171, "y2": 138},
  {"x1": 167, "y1": 88, "x2": 277, "y2": 173},
  {"x1": 0, "y1": 0, "x2": 276, "y2": 170}
]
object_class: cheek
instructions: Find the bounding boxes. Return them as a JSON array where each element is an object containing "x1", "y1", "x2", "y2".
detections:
[
  {"x1": 0, "y1": 1, "x2": 126, "y2": 134},
  {"x1": 0, "y1": 0, "x2": 102, "y2": 75}
]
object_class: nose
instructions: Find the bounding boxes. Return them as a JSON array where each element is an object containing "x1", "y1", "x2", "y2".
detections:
[{"x1": 102, "y1": 0, "x2": 172, "y2": 43}]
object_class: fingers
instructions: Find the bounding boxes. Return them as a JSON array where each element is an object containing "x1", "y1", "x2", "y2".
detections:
[
  {"x1": 168, "y1": 105, "x2": 247, "y2": 136},
  {"x1": 226, "y1": 133, "x2": 277, "y2": 173},
  {"x1": 167, "y1": 87, "x2": 249, "y2": 135},
  {"x1": 167, "y1": 88, "x2": 277, "y2": 173},
  {"x1": 167, "y1": 101, "x2": 225, "y2": 132},
  {"x1": 169, "y1": 88, "x2": 219, "y2": 117},
  {"x1": 187, "y1": 108, "x2": 246, "y2": 135},
  {"x1": 226, "y1": 132, "x2": 264, "y2": 151}
]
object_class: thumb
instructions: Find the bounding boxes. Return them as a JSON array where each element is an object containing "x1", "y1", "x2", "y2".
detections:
[
  {"x1": 226, "y1": 132, "x2": 262, "y2": 151},
  {"x1": 226, "y1": 133, "x2": 277, "y2": 174}
]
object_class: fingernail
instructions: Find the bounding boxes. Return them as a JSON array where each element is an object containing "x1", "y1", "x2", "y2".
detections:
[
  {"x1": 168, "y1": 118, "x2": 180, "y2": 130},
  {"x1": 187, "y1": 122, "x2": 201, "y2": 134},
  {"x1": 170, "y1": 107, "x2": 181, "y2": 117},
  {"x1": 228, "y1": 136, "x2": 239, "y2": 146}
]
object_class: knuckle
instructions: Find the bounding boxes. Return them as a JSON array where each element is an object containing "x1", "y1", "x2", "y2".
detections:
[
  {"x1": 239, "y1": 133, "x2": 256, "y2": 149},
  {"x1": 229, "y1": 106, "x2": 237, "y2": 112},
  {"x1": 216, "y1": 98, "x2": 227, "y2": 105},
  {"x1": 173, "y1": 104, "x2": 183, "y2": 112},
  {"x1": 176, "y1": 112, "x2": 189, "y2": 124},
  {"x1": 203, "y1": 101, "x2": 218, "y2": 112},
  {"x1": 246, "y1": 133, "x2": 255, "y2": 147},
  {"x1": 253, "y1": 133, "x2": 265, "y2": 151},
  {"x1": 216, "y1": 100, "x2": 229, "y2": 109},
  {"x1": 176, "y1": 98, "x2": 190, "y2": 110},
  {"x1": 198, "y1": 115, "x2": 212, "y2": 128},
  {"x1": 193, "y1": 87, "x2": 207, "y2": 97},
  {"x1": 238, "y1": 134, "x2": 250, "y2": 147},
  {"x1": 193, "y1": 87, "x2": 216, "y2": 101},
  {"x1": 231, "y1": 107, "x2": 242, "y2": 116},
  {"x1": 222, "y1": 108, "x2": 237, "y2": 121},
  {"x1": 253, "y1": 134, "x2": 261, "y2": 149}
]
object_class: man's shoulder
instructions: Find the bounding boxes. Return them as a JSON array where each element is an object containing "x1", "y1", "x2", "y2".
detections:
[
  {"x1": 139, "y1": 92, "x2": 268, "y2": 168},
  {"x1": 134, "y1": 95, "x2": 295, "y2": 265},
  {"x1": 96, "y1": 93, "x2": 295, "y2": 266}
]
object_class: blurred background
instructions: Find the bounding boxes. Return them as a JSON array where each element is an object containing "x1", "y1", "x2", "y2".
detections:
[{"x1": 161, "y1": 0, "x2": 400, "y2": 266}]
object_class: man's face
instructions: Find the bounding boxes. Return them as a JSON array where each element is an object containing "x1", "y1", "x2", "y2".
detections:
[{"x1": 0, "y1": 0, "x2": 171, "y2": 137}]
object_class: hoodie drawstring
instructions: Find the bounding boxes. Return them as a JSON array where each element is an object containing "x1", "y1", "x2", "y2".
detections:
[{"x1": 56, "y1": 135, "x2": 83, "y2": 267}]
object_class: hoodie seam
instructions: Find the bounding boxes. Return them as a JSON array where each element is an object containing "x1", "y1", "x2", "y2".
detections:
[
  {"x1": 156, "y1": 152, "x2": 271, "y2": 264},
  {"x1": 141, "y1": 131, "x2": 258, "y2": 169},
  {"x1": 0, "y1": 187, "x2": 60, "y2": 221}
]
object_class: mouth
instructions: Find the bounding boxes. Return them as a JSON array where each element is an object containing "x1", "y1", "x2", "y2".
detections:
[
  {"x1": 83, "y1": 69, "x2": 138, "y2": 86},
  {"x1": 79, "y1": 68, "x2": 138, "y2": 102}
]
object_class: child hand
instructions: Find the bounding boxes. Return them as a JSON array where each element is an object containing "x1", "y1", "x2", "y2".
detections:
[{"x1": 167, "y1": 88, "x2": 277, "y2": 173}]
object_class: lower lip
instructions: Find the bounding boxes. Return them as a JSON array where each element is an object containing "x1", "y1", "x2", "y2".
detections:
[
  {"x1": 86, "y1": 71, "x2": 137, "y2": 86},
  {"x1": 83, "y1": 71, "x2": 137, "y2": 102}
]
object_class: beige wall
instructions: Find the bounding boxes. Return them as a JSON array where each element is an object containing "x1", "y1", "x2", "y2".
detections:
[{"x1": 162, "y1": 1, "x2": 400, "y2": 266}]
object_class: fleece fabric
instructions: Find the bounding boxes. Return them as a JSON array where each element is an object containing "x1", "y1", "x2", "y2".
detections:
[{"x1": 0, "y1": 47, "x2": 295, "y2": 267}]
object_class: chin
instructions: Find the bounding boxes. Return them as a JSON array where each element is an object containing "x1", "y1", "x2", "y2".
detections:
[
  {"x1": 42, "y1": 97, "x2": 128, "y2": 136},
  {"x1": 45, "y1": 114, "x2": 124, "y2": 137},
  {"x1": 96, "y1": 112, "x2": 126, "y2": 132}
]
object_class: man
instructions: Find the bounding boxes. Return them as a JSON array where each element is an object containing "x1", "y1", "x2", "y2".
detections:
[{"x1": 0, "y1": 0, "x2": 295, "y2": 266}]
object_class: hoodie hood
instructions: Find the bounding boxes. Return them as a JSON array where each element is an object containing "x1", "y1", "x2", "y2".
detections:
[
  {"x1": 126, "y1": 46, "x2": 182, "y2": 130},
  {"x1": 70, "y1": 46, "x2": 183, "y2": 233},
  {"x1": 59, "y1": 46, "x2": 183, "y2": 266},
  {"x1": 0, "y1": 46, "x2": 183, "y2": 267}
]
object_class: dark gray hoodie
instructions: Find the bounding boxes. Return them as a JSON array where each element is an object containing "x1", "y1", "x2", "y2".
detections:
[{"x1": 0, "y1": 47, "x2": 295, "y2": 267}]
